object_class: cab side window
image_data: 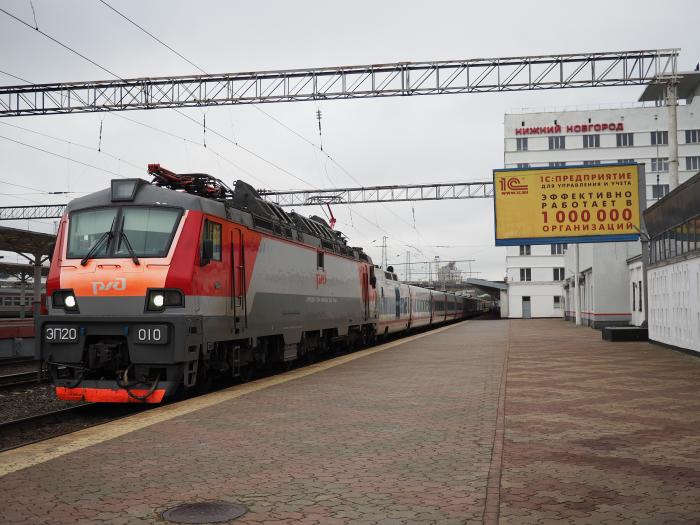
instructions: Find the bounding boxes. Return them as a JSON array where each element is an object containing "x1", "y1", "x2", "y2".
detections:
[{"x1": 203, "y1": 220, "x2": 222, "y2": 261}]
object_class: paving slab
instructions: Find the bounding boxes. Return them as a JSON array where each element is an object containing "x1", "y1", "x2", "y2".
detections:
[
  {"x1": 2, "y1": 318, "x2": 699, "y2": 524},
  {"x1": 0, "y1": 320, "x2": 507, "y2": 524},
  {"x1": 500, "y1": 319, "x2": 700, "y2": 524}
]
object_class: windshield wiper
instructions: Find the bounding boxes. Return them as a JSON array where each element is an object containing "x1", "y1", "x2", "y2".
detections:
[
  {"x1": 80, "y1": 230, "x2": 113, "y2": 266},
  {"x1": 117, "y1": 214, "x2": 140, "y2": 265},
  {"x1": 118, "y1": 230, "x2": 140, "y2": 266}
]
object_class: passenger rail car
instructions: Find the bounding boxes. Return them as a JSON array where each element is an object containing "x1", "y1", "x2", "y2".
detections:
[{"x1": 38, "y1": 166, "x2": 484, "y2": 403}]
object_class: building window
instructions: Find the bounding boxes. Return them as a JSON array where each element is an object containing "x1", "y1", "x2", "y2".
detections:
[
  {"x1": 317, "y1": 251, "x2": 325, "y2": 269},
  {"x1": 516, "y1": 137, "x2": 528, "y2": 151},
  {"x1": 583, "y1": 160, "x2": 601, "y2": 166},
  {"x1": 618, "y1": 158, "x2": 635, "y2": 164},
  {"x1": 548, "y1": 136, "x2": 565, "y2": 150},
  {"x1": 583, "y1": 134, "x2": 601, "y2": 148},
  {"x1": 637, "y1": 280, "x2": 643, "y2": 311},
  {"x1": 519, "y1": 245, "x2": 531, "y2": 256},
  {"x1": 553, "y1": 267, "x2": 565, "y2": 281},
  {"x1": 520, "y1": 268, "x2": 532, "y2": 281},
  {"x1": 650, "y1": 157, "x2": 669, "y2": 172},
  {"x1": 616, "y1": 133, "x2": 634, "y2": 147},
  {"x1": 651, "y1": 131, "x2": 668, "y2": 145},
  {"x1": 548, "y1": 161, "x2": 566, "y2": 167},
  {"x1": 686, "y1": 156, "x2": 700, "y2": 171},
  {"x1": 686, "y1": 129, "x2": 700, "y2": 144},
  {"x1": 651, "y1": 184, "x2": 669, "y2": 199},
  {"x1": 550, "y1": 243, "x2": 567, "y2": 255},
  {"x1": 516, "y1": 163, "x2": 530, "y2": 168},
  {"x1": 553, "y1": 296, "x2": 562, "y2": 309}
]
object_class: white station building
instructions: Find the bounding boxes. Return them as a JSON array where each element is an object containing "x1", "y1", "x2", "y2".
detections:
[{"x1": 502, "y1": 72, "x2": 700, "y2": 322}]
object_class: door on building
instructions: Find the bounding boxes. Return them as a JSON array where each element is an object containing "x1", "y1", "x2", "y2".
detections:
[{"x1": 522, "y1": 296, "x2": 532, "y2": 319}]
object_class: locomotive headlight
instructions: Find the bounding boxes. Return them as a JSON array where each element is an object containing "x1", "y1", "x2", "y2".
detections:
[
  {"x1": 152, "y1": 294, "x2": 165, "y2": 308},
  {"x1": 145, "y1": 289, "x2": 184, "y2": 312},
  {"x1": 52, "y1": 289, "x2": 79, "y2": 312}
]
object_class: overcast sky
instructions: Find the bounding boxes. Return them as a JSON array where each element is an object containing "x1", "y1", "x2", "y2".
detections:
[{"x1": 1, "y1": 0, "x2": 699, "y2": 279}]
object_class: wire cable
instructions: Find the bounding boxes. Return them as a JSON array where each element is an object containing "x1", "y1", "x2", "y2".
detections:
[
  {"x1": 0, "y1": 7, "x2": 124, "y2": 80},
  {"x1": 0, "y1": 120, "x2": 143, "y2": 173},
  {"x1": 0, "y1": 69, "x2": 33, "y2": 84},
  {"x1": 0, "y1": 134, "x2": 126, "y2": 178}
]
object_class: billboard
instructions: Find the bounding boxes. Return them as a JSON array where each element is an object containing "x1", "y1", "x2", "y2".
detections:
[{"x1": 493, "y1": 163, "x2": 643, "y2": 246}]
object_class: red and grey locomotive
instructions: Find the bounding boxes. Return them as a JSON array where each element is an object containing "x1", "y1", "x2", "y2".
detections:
[{"x1": 38, "y1": 165, "x2": 485, "y2": 403}]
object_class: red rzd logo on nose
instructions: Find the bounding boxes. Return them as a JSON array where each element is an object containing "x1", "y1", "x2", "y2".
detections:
[
  {"x1": 91, "y1": 278, "x2": 127, "y2": 295},
  {"x1": 499, "y1": 177, "x2": 528, "y2": 194}
]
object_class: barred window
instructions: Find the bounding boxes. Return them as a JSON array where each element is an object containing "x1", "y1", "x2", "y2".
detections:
[
  {"x1": 651, "y1": 131, "x2": 668, "y2": 145},
  {"x1": 583, "y1": 134, "x2": 600, "y2": 148},
  {"x1": 548, "y1": 136, "x2": 565, "y2": 150},
  {"x1": 650, "y1": 157, "x2": 669, "y2": 172},
  {"x1": 616, "y1": 133, "x2": 634, "y2": 147},
  {"x1": 651, "y1": 184, "x2": 669, "y2": 199},
  {"x1": 686, "y1": 156, "x2": 700, "y2": 171}
]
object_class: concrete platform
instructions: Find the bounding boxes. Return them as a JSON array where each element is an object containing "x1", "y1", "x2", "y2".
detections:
[{"x1": 1, "y1": 319, "x2": 699, "y2": 524}]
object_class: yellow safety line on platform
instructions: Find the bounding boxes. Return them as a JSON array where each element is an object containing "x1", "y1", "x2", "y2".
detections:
[{"x1": 0, "y1": 320, "x2": 469, "y2": 477}]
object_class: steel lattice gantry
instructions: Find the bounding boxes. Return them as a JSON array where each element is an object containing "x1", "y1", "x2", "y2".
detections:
[
  {"x1": 0, "y1": 181, "x2": 494, "y2": 219},
  {"x1": 259, "y1": 181, "x2": 493, "y2": 207},
  {"x1": 0, "y1": 204, "x2": 67, "y2": 220},
  {"x1": 0, "y1": 49, "x2": 679, "y2": 117}
]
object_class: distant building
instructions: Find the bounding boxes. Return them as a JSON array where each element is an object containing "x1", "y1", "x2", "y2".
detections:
[
  {"x1": 504, "y1": 244, "x2": 565, "y2": 318},
  {"x1": 503, "y1": 73, "x2": 700, "y2": 325},
  {"x1": 436, "y1": 261, "x2": 461, "y2": 283}
]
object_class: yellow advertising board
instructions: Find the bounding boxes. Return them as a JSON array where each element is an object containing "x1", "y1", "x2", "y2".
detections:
[{"x1": 493, "y1": 164, "x2": 642, "y2": 246}]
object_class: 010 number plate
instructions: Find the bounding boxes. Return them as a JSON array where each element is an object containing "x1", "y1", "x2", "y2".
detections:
[
  {"x1": 45, "y1": 326, "x2": 79, "y2": 343},
  {"x1": 135, "y1": 324, "x2": 168, "y2": 345}
]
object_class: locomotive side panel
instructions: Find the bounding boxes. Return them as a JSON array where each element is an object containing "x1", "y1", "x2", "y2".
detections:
[{"x1": 244, "y1": 235, "x2": 370, "y2": 345}]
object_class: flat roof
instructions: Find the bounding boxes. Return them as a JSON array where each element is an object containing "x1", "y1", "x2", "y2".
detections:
[
  {"x1": 0, "y1": 226, "x2": 55, "y2": 257},
  {"x1": 464, "y1": 278, "x2": 508, "y2": 291},
  {"x1": 0, "y1": 262, "x2": 49, "y2": 278},
  {"x1": 638, "y1": 71, "x2": 700, "y2": 101}
]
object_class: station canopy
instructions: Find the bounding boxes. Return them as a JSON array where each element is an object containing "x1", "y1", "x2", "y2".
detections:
[
  {"x1": 0, "y1": 226, "x2": 55, "y2": 257},
  {"x1": 0, "y1": 261, "x2": 50, "y2": 279},
  {"x1": 638, "y1": 71, "x2": 700, "y2": 101}
]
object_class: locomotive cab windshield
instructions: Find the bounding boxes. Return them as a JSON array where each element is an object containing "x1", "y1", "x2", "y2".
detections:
[{"x1": 67, "y1": 206, "x2": 182, "y2": 260}]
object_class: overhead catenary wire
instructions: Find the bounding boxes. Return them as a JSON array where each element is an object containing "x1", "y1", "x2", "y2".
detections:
[
  {"x1": 0, "y1": 120, "x2": 143, "y2": 173},
  {"x1": 0, "y1": 7, "x2": 124, "y2": 80},
  {"x1": 0, "y1": 134, "x2": 126, "y2": 179},
  {"x1": 92, "y1": 2, "x2": 429, "y2": 252},
  {"x1": 1, "y1": 4, "x2": 428, "y2": 259},
  {"x1": 0, "y1": 69, "x2": 33, "y2": 84}
]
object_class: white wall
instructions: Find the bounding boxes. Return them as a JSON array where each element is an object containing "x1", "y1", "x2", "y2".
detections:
[
  {"x1": 507, "y1": 281, "x2": 564, "y2": 318},
  {"x1": 648, "y1": 257, "x2": 700, "y2": 354},
  {"x1": 562, "y1": 241, "x2": 637, "y2": 327},
  {"x1": 504, "y1": 96, "x2": 700, "y2": 202}
]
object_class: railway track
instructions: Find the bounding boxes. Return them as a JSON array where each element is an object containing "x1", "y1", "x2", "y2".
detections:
[
  {"x1": 0, "y1": 370, "x2": 47, "y2": 389},
  {"x1": 0, "y1": 403, "x2": 152, "y2": 453}
]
